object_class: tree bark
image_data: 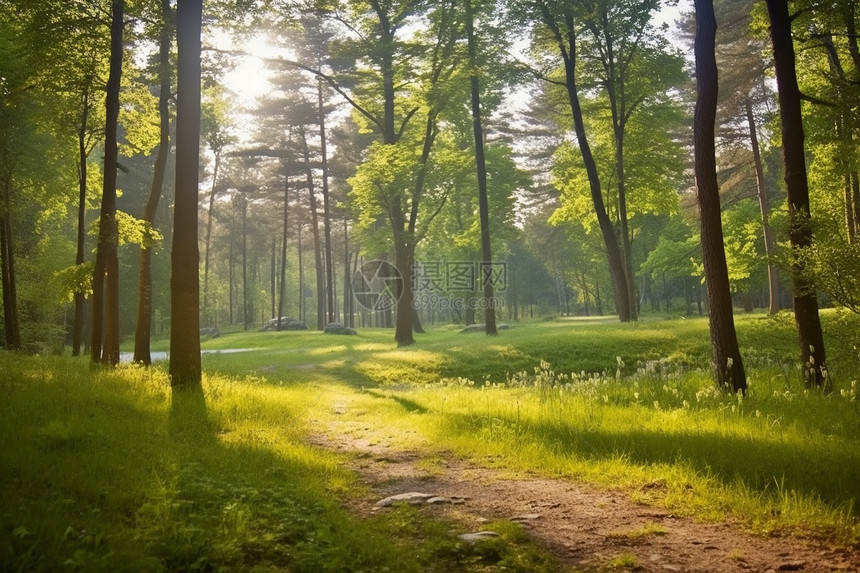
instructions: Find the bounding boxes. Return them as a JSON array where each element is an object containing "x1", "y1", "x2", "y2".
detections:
[
  {"x1": 133, "y1": 0, "x2": 172, "y2": 365},
  {"x1": 318, "y1": 80, "x2": 335, "y2": 323},
  {"x1": 694, "y1": 0, "x2": 746, "y2": 392},
  {"x1": 91, "y1": 0, "x2": 124, "y2": 366},
  {"x1": 550, "y1": 8, "x2": 631, "y2": 322},
  {"x1": 169, "y1": 0, "x2": 202, "y2": 389},
  {"x1": 202, "y1": 150, "x2": 220, "y2": 317},
  {"x1": 466, "y1": 0, "x2": 497, "y2": 335},
  {"x1": 745, "y1": 99, "x2": 780, "y2": 315},
  {"x1": 0, "y1": 176, "x2": 20, "y2": 350},
  {"x1": 73, "y1": 83, "x2": 92, "y2": 357},
  {"x1": 765, "y1": 0, "x2": 829, "y2": 390},
  {"x1": 299, "y1": 127, "x2": 326, "y2": 330},
  {"x1": 277, "y1": 167, "x2": 289, "y2": 330}
]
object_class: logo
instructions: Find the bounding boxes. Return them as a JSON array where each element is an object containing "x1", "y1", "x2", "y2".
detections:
[{"x1": 352, "y1": 260, "x2": 403, "y2": 312}]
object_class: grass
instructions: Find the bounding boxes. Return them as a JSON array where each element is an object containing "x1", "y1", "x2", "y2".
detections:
[{"x1": 3, "y1": 311, "x2": 859, "y2": 570}]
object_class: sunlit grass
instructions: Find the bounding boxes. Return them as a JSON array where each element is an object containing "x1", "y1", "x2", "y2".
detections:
[{"x1": 10, "y1": 310, "x2": 859, "y2": 570}]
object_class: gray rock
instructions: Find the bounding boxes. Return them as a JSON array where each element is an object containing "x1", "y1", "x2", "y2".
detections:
[
  {"x1": 324, "y1": 322, "x2": 358, "y2": 335},
  {"x1": 458, "y1": 531, "x2": 501, "y2": 544},
  {"x1": 262, "y1": 317, "x2": 308, "y2": 331},
  {"x1": 510, "y1": 513, "x2": 542, "y2": 522},
  {"x1": 374, "y1": 492, "x2": 435, "y2": 508}
]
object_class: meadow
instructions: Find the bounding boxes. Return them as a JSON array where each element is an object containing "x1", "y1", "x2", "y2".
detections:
[{"x1": 1, "y1": 311, "x2": 858, "y2": 571}]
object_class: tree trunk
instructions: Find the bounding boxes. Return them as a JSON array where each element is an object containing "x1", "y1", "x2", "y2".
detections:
[
  {"x1": 169, "y1": 0, "x2": 202, "y2": 389},
  {"x1": 466, "y1": 0, "x2": 497, "y2": 335},
  {"x1": 343, "y1": 219, "x2": 353, "y2": 328},
  {"x1": 277, "y1": 170, "x2": 289, "y2": 330},
  {"x1": 91, "y1": 0, "x2": 124, "y2": 366},
  {"x1": 318, "y1": 81, "x2": 335, "y2": 323},
  {"x1": 694, "y1": 0, "x2": 746, "y2": 392},
  {"x1": 765, "y1": 0, "x2": 829, "y2": 390},
  {"x1": 299, "y1": 127, "x2": 326, "y2": 330},
  {"x1": 241, "y1": 194, "x2": 249, "y2": 330},
  {"x1": 394, "y1": 238, "x2": 415, "y2": 345},
  {"x1": 73, "y1": 84, "x2": 92, "y2": 357},
  {"x1": 0, "y1": 181, "x2": 20, "y2": 351},
  {"x1": 202, "y1": 150, "x2": 221, "y2": 318},
  {"x1": 746, "y1": 99, "x2": 780, "y2": 315},
  {"x1": 133, "y1": 0, "x2": 172, "y2": 365},
  {"x1": 554, "y1": 10, "x2": 631, "y2": 321}
]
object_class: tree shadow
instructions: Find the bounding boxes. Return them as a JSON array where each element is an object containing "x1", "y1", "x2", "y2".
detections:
[{"x1": 168, "y1": 386, "x2": 215, "y2": 445}]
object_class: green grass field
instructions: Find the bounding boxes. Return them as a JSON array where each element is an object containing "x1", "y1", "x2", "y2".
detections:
[{"x1": 2, "y1": 311, "x2": 858, "y2": 571}]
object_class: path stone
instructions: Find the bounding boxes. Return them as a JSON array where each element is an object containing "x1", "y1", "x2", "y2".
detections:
[
  {"x1": 458, "y1": 531, "x2": 501, "y2": 544},
  {"x1": 374, "y1": 492, "x2": 435, "y2": 507}
]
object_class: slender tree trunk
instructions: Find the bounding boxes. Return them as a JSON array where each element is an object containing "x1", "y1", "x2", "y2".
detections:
[
  {"x1": 73, "y1": 85, "x2": 91, "y2": 357},
  {"x1": 270, "y1": 239, "x2": 276, "y2": 319},
  {"x1": 343, "y1": 219, "x2": 352, "y2": 328},
  {"x1": 277, "y1": 170, "x2": 289, "y2": 330},
  {"x1": 134, "y1": 0, "x2": 172, "y2": 365},
  {"x1": 169, "y1": 0, "x2": 202, "y2": 388},
  {"x1": 466, "y1": 0, "x2": 497, "y2": 335},
  {"x1": 202, "y1": 151, "x2": 221, "y2": 315},
  {"x1": 765, "y1": 0, "x2": 829, "y2": 390},
  {"x1": 0, "y1": 176, "x2": 20, "y2": 350},
  {"x1": 318, "y1": 81, "x2": 335, "y2": 323},
  {"x1": 91, "y1": 0, "x2": 124, "y2": 366},
  {"x1": 553, "y1": 10, "x2": 631, "y2": 321},
  {"x1": 694, "y1": 0, "x2": 746, "y2": 392},
  {"x1": 241, "y1": 194, "x2": 249, "y2": 330},
  {"x1": 298, "y1": 224, "x2": 305, "y2": 324},
  {"x1": 299, "y1": 127, "x2": 326, "y2": 330},
  {"x1": 228, "y1": 213, "x2": 234, "y2": 325},
  {"x1": 746, "y1": 99, "x2": 780, "y2": 315}
]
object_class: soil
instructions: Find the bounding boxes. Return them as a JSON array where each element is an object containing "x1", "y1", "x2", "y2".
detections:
[{"x1": 309, "y1": 427, "x2": 860, "y2": 573}]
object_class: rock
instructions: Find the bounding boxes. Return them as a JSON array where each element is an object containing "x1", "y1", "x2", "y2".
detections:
[
  {"x1": 426, "y1": 496, "x2": 468, "y2": 505},
  {"x1": 324, "y1": 322, "x2": 358, "y2": 335},
  {"x1": 199, "y1": 327, "x2": 220, "y2": 338},
  {"x1": 262, "y1": 317, "x2": 308, "y2": 331},
  {"x1": 510, "y1": 513, "x2": 542, "y2": 522},
  {"x1": 374, "y1": 492, "x2": 435, "y2": 508},
  {"x1": 458, "y1": 531, "x2": 501, "y2": 544}
]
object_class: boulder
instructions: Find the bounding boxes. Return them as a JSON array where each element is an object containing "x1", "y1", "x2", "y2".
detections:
[
  {"x1": 323, "y1": 322, "x2": 358, "y2": 335},
  {"x1": 262, "y1": 317, "x2": 308, "y2": 332},
  {"x1": 199, "y1": 327, "x2": 220, "y2": 338}
]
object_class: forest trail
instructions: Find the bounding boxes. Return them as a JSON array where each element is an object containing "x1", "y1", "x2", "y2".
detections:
[{"x1": 309, "y1": 420, "x2": 859, "y2": 573}]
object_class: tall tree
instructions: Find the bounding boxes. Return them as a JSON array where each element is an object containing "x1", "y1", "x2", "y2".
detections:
[
  {"x1": 465, "y1": 0, "x2": 497, "y2": 335},
  {"x1": 169, "y1": 0, "x2": 202, "y2": 388},
  {"x1": 90, "y1": 0, "x2": 124, "y2": 366},
  {"x1": 335, "y1": 0, "x2": 464, "y2": 345},
  {"x1": 518, "y1": 1, "x2": 632, "y2": 321},
  {"x1": 133, "y1": 0, "x2": 173, "y2": 365},
  {"x1": 693, "y1": 0, "x2": 746, "y2": 391},
  {"x1": 764, "y1": 0, "x2": 828, "y2": 390}
]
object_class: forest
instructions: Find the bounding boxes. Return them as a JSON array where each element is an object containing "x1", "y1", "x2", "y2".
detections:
[{"x1": 1, "y1": 0, "x2": 859, "y2": 571}]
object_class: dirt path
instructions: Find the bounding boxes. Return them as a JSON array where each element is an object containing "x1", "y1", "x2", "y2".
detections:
[{"x1": 310, "y1": 430, "x2": 859, "y2": 573}]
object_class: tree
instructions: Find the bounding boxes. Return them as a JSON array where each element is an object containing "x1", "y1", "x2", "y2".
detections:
[
  {"x1": 693, "y1": 0, "x2": 746, "y2": 391},
  {"x1": 133, "y1": 0, "x2": 173, "y2": 365},
  {"x1": 466, "y1": 0, "x2": 497, "y2": 334},
  {"x1": 90, "y1": 0, "x2": 125, "y2": 366},
  {"x1": 334, "y1": 0, "x2": 465, "y2": 345},
  {"x1": 517, "y1": 1, "x2": 632, "y2": 321},
  {"x1": 764, "y1": 0, "x2": 828, "y2": 390},
  {"x1": 169, "y1": 0, "x2": 202, "y2": 388}
]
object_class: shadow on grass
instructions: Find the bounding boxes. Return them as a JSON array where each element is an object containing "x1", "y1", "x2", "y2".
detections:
[{"x1": 442, "y1": 411, "x2": 860, "y2": 516}]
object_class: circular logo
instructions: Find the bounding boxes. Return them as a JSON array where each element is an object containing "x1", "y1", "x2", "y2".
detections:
[{"x1": 352, "y1": 260, "x2": 403, "y2": 311}]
